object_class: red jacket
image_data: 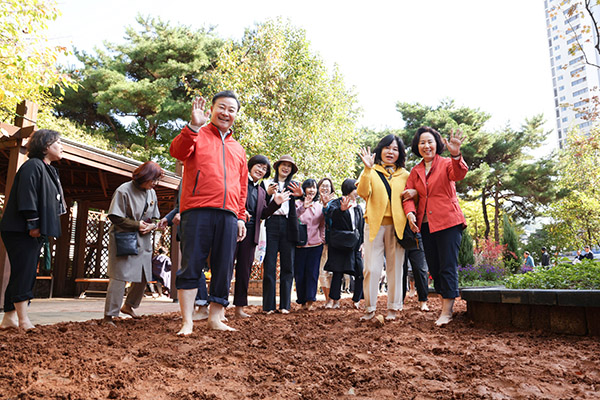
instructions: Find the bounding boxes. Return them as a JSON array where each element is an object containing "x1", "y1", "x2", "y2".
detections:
[
  {"x1": 402, "y1": 154, "x2": 468, "y2": 233},
  {"x1": 170, "y1": 123, "x2": 248, "y2": 219}
]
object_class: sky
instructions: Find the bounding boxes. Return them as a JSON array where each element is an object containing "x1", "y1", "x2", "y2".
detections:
[{"x1": 48, "y1": 0, "x2": 556, "y2": 147}]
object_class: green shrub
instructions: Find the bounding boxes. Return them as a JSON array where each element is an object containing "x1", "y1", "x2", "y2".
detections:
[{"x1": 504, "y1": 260, "x2": 600, "y2": 290}]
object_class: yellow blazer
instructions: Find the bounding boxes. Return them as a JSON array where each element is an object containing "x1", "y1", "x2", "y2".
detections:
[{"x1": 357, "y1": 164, "x2": 409, "y2": 242}]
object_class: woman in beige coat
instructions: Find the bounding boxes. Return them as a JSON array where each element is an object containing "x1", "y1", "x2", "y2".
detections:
[{"x1": 103, "y1": 161, "x2": 163, "y2": 325}]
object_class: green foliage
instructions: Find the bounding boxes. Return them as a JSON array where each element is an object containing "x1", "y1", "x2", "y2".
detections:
[
  {"x1": 38, "y1": 111, "x2": 152, "y2": 161},
  {"x1": 206, "y1": 19, "x2": 360, "y2": 185},
  {"x1": 458, "y1": 228, "x2": 475, "y2": 267},
  {"x1": 52, "y1": 15, "x2": 223, "y2": 168},
  {"x1": 504, "y1": 260, "x2": 600, "y2": 290},
  {"x1": 0, "y1": 0, "x2": 73, "y2": 122},
  {"x1": 547, "y1": 128, "x2": 600, "y2": 249},
  {"x1": 502, "y1": 214, "x2": 521, "y2": 273}
]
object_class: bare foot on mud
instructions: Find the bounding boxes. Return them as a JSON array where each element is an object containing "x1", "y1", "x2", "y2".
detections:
[
  {"x1": 360, "y1": 311, "x2": 375, "y2": 321},
  {"x1": 386, "y1": 310, "x2": 397, "y2": 321},
  {"x1": 177, "y1": 321, "x2": 194, "y2": 336},
  {"x1": 235, "y1": 307, "x2": 251, "y2": 318},
  {"x1": 120, "y1": 304, "x2": 140, "y2": 319},
  {"x1": 0, "y1": 311, "x2": 19, "y2": 329},
  {"x1": 419, "y1": 302, "x2": 429, "y2": 311},
  {"x1": 208, "y1": 319, "x2": 236, "y2": 331},
  {"x1": 435, "y1": 314, "x2": 452, "y2": 326},
  {"x1": 192, "y1": 306, "x2": 209, "y2": 321}
]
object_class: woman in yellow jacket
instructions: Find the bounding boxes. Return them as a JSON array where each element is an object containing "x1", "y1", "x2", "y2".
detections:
[{"x1": 357, "y1": 134, "x2": 409, "y2": 321}]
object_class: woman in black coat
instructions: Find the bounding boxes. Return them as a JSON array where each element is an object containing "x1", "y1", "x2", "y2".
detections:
[
  {"x1": 232, "y1": 155, "x2": 288, "y2": 318},
  {"x1": 0, "y1": 129, "x2": 66, "y2": 331},
  {"x1": 324, "y1": 179, "x2": 364, "y2": 309}
]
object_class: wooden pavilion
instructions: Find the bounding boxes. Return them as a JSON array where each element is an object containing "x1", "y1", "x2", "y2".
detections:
[{"x1": 0, "y1": 101, "x2": 182, "y2": 306}]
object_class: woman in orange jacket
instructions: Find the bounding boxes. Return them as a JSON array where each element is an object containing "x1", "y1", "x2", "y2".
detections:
[{"x1": 403, "y1": 126, "x2": 467, "y2": 326}]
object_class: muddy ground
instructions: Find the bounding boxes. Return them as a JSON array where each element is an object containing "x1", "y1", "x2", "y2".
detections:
[{"x1": 1, "y1": 296, "x2": 599, "y2": 400}]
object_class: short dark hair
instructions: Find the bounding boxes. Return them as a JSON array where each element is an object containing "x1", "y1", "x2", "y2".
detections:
[
  {"x1": 341, "y1": 178, "x2": 357, "y2": 196},
  {"x1": 132, "y1": 161, "x2": 163, "y2": 185},
  {"x1": 373, "y1": 134, "x2": 405, "y2": 168},
  {"x1": 301, "y1": 179, "x2": 319, "y2": 202},
  {"x1": 27, "y1": 129, "x2": 60, "y2": 159},
  {"x1": 212, "y1": 90, "x2": 240, "y2": 111},
  {"x1": 248, "y1": 155, "x2": 271, "y2": 180},
  {"x1": 411, "y1": 126, "x2": 445, "y2": 157},
  {"x1": 317, "y1": 177, "x2": 335, "y2": 195},
  {"x1": 541, "y1": 247, "x2": 547, "y2": 251}
]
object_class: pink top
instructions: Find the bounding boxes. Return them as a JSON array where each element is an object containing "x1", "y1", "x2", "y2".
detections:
[{"x1": 296, "y1": 200, "x2": 325, "y2": 247}]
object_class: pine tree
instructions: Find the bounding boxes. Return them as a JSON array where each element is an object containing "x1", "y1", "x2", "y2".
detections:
[{"x1": 458, "y1": 228, "x2": 475, "y2": 267}]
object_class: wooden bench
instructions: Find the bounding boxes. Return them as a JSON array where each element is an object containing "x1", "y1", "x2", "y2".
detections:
[
  {"x1": 75, "y1": 278, "x2": 161, "y2": 298},
  {"x1": 75, "y1": 278, "x2": 109, "y2": 298}
]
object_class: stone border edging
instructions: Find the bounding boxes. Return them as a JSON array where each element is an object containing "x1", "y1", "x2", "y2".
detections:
[{"x1": 459, "y1": 287, "x2": 600, "y2": 336}]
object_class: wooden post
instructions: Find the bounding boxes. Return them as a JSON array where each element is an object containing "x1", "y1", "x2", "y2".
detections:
[
  {"x1": 73, "y1": 201, "x2": 90, "y2": 291},
  {"x1": 0, "y1": 100, "x2": 37, "y2": 308},
  {"x1": 53, "y1": 202, "x2": 73, "y2": 296}
]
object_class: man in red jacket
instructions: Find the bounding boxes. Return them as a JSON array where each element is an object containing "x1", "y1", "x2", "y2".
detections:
[{"x1": 170, "y1": 91, "x2": 248, "y2": 334}]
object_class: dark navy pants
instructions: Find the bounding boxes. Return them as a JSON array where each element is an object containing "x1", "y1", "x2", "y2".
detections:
[
  {"x1": 294, "y1": 245, "x2": 323, "y2": 305},
  {"x1": 232, "y1": 225, "x2": 257, "y2": 307},
  {"x1": 263, "y1": 215, "x2": 295, "y2": 311},
  {"x1": 176, "y1": 209, "x2": 237, "y2": 307},
  {"x1": 420, "y1": 223, "x2": 462, "y2": 299},
  {"x1": 402, "y1": 235, "x2": 430, "y2": 302}
]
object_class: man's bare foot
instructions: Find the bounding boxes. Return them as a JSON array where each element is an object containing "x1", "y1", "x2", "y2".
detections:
[
  {"x1": 177, "y1": 321, "x2": 194, "y2": 336},
  {"x1": 120, "y1": 304, "x2": 140, "y2": 319},
  {"x1": 332, "y1": 301, "x2": 340, "y2": 309},
  {"x1": 324, "y1": 300, "x2": 334, "y2": 309},
  {"x1": 305, "y1": 301, "x2": 315, "y2": 311},
  {"x1": 0, "y1": 311, "x2": 19, "y2": 329},
  {"x1": 419, "y1": 301, "x2": 430, "y2": 311},
  {"x1": 435, "y1": 314, "x2": 452, "y2": 326},
  {"x1": 280, "y1": 309, "x2": 290, "y2": 314},
  {"x1": 220, "y1": 307, "x2": 228, "y2": 322},
  {"x1": 360, "y1": 311, "x2": 376, "y2": 321},
  {"x1": 235, "y1": 307, "x2": 251, "y2": 318},
  {"x1": 102, "y1": 316, "x2": 116, "y2": 327},
  {"x1": 353, "y1": 301, "x2": 361, "y2": 310},
  {"x1": 207, "y1": 319, "x2": 236, "y2": 331},
  {"x1": 192, "y1": 305, "x2": 209, "y2": 321}
]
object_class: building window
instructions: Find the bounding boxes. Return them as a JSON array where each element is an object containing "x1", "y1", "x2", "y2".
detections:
[
  {"x1": 571, "y1": 77, "x2": 587, "y2": 86},
  {"x1": 570, "y1": 66, "x2": 585, "y2": 77},
  {"x1": 562, "y1": 117, "x2": 568, "y2": 122},
  {"x1": 565, "y1": 15, "x2": 579, "y2": 24},
  {"x1": 552, "y1": 25, "x2": 558, "y2": 31},
  {"x1": 579, "y1": 121, "x2": 592, "y2": 128},
  {"x1": 575, "y1": 112, "x2": 586, "y2": 118},
  {"x1": 559, "y1": 85, "x2": 565, "y2": 91},
  {"x1": 573, "y1": 88, "x2": 588, "y2": 96},
  {"x1": 569, "y1": 55, "x2": 584, "y2": 65},
  {"x1": 567, "y1": 34, "x2": 582, "y2": 45},
  {"x1": 557, "y1": 74, "x2": 564, "y2": 80},
  {"x1": 574, "y1": 100, "x2": 588, "y2": 107},
  {"x1": 559, "y1": 96, "x2": 566, "y2": 101},
  {"x1": 554, "y1": 45, "x2": 560, "y2": 51},
  {"x1": 556, "y1": 55, "x2": 562, "y2": 61}
]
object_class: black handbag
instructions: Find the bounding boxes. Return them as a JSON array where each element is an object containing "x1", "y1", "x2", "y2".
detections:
[
  {"x1": 375, "y1": 170, "x2": 420, "y2": 250},
  {"x1": 297, "y1": 223, "x2": 308, "y2": 246},
  {"x1": 113, "y1": 231, "x2": 138, "y2": 256},
  {"x1": 329, "y1": 229, "x2": 359, "y2": 250}
]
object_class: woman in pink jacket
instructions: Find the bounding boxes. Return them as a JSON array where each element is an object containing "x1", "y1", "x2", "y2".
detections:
[
  {"x1": 403, "y1": 126, "x2": 467, "y2": 326},
  {"x1": 294, "y1": 179, "x2": 325, "y2": 311}
]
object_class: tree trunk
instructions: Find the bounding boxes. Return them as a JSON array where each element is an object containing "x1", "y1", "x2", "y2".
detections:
[
  {"x1": 494, "y1": 190, "x2": 500, "y2": 243},
  {"x1": 482, "y1": 191, "x2": 490, "y2": 239}
]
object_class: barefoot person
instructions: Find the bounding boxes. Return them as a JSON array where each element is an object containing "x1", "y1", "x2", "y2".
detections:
[
  {"x1": 403, "y1": 126, "x2": 468, "y2": 326},
  {"x1": 170, "y1": 91, "x2": 248, "y2": 334},
  {"x1": 0, "y1": 130, "x2": 66, "y2": 331},
  {"x1": 103, "y1": 161, "x2": 162, "y2": 325},
  {"x1": 357, "y1": 135, "x2": 410, "y2": 321}
]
